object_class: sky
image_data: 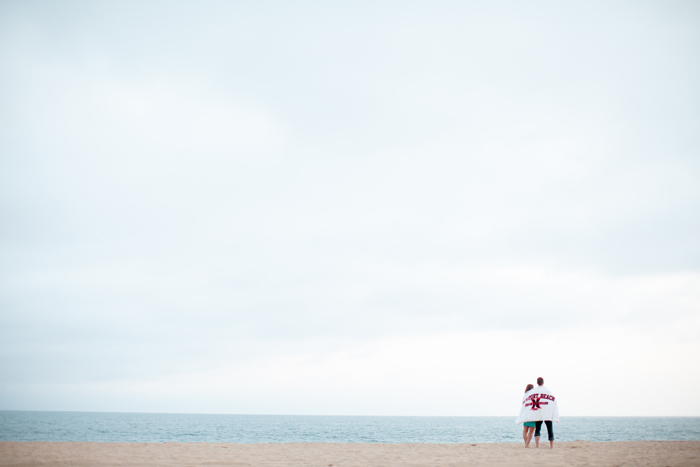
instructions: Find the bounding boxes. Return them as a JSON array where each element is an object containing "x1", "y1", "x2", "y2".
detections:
[{"x1": 0, "y1": 0, "x2": 699, "y2": 416}]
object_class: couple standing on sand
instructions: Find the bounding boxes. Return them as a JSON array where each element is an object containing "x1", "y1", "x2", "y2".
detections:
[{"x1": 515, "y1": 377, "x2": 559, "y2": 448}]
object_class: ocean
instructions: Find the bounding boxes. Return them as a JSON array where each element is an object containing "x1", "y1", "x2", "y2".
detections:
[{"x1": 1, "y1": 412, "x2": 699, "y2": 443}]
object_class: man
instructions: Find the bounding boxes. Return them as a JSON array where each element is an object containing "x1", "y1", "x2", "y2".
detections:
[
  {"x1": 533, "y1": 377, "x2": 557, "y2": 448},
  {"x1": 515, "y1": 376, "x2": 559, "y2": 448}
]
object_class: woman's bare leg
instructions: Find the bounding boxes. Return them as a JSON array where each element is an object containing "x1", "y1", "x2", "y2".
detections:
[{"x1": 526, "y1": 427, "x2": 534, "y2": 447}]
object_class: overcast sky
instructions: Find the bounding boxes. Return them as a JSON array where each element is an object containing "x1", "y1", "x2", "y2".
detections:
[{"x1": 1, "y1": 0, "x2": 699, "y2": 416}]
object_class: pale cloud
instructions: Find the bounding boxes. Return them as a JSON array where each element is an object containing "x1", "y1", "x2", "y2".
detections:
[
  {"x1": 4, "y1": 325, "x2": 698, "y2": 416},
  {"x1": 1, "y1": 0, "x2": 699, "y2": 415}
]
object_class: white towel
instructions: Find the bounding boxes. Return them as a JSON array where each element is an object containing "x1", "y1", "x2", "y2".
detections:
[{"x1": 515, "y1": 386, "x2": 559, "y2": 424}]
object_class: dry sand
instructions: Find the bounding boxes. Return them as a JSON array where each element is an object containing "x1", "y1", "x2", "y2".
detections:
[{"x1": 1, "y1": 441, "x2": 699, "y2": 466}]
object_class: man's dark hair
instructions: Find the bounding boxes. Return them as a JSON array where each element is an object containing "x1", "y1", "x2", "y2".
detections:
[{"x1": 537, "y1": 377, "x2": 544, "y2": 386}]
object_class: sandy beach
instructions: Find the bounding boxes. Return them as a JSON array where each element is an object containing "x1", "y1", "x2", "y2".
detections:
[{"x1": 1, "y1": 441, "x2": 699, "y2": 466}]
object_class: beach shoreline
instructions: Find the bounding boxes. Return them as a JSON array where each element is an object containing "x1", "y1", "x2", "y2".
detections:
[{"x1": 2, "y1": 440, "x2": 699, "y2": 466}]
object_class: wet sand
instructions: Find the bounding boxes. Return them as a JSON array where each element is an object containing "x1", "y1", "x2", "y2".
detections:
[{"x1": 1, "y1": 441, "x2": 699, "y2": 466}]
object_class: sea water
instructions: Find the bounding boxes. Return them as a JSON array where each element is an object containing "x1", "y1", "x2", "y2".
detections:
[{"x1": 1, "y1": 411, "x2": 699, "y2": 443}]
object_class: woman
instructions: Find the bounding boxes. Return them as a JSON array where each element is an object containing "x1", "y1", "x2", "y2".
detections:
[{"x1": 522, "y1": 384, "x2": 536, "y2": 447}]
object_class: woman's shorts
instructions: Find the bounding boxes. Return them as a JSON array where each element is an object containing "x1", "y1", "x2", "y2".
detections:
[{"x1": 523, "y1": 422, "x2": 536, "y2": 427}]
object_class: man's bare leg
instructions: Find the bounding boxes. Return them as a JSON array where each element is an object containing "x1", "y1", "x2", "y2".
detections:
[
  {"x1": 550, "y1": 440, "x2": 554, "y2": 449},
  {"x1": 526, "y1": 428, "x2": 534, "y2": 447},
  {"x1": 535, "y1": 435, "x2": 540, "y2": 448}
]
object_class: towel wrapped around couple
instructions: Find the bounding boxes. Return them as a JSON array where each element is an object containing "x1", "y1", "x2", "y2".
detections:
[{"x1": 515, "y1": 386, "x2": 559, "y2": 424}]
